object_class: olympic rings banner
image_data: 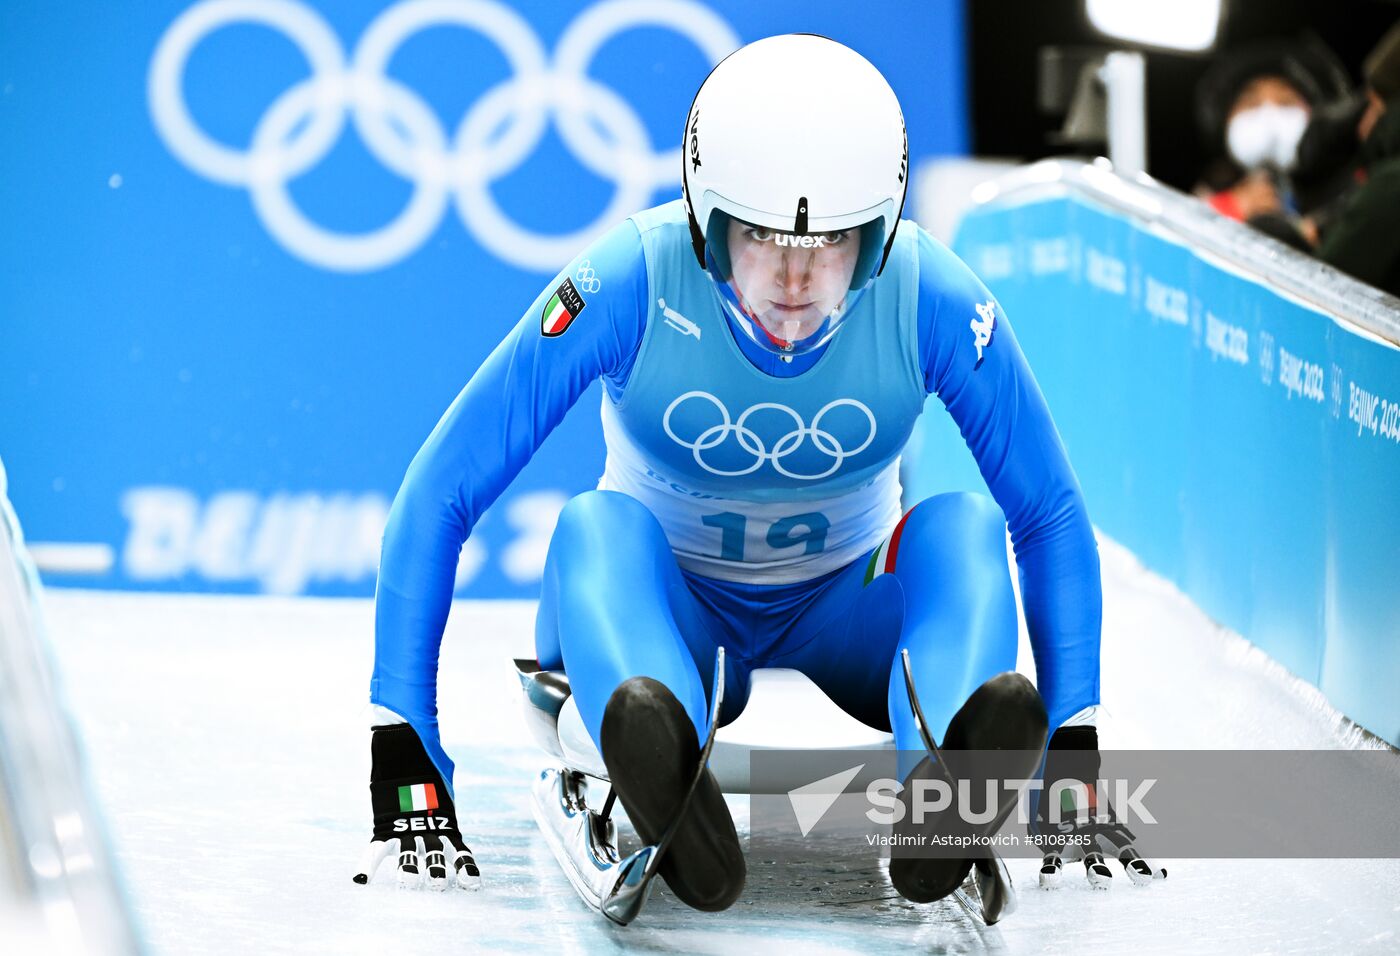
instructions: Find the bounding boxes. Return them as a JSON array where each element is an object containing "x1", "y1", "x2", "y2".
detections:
[{"x1": 0, "y1": 0, "x2": 968, "y2": 597}]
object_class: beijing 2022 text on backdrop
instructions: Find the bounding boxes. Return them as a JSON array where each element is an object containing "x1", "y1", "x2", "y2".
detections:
[{"x1": 0, "y1": 0, "x2": 969, "y2": 597}]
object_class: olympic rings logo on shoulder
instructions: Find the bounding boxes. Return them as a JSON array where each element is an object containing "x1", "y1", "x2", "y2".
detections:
[
  {"x1": 574, "y1": 259, "x2": 601, "y2": 294},
  {"x1": 148, "y1": 0, "x2": 740, "y2": 272},
  {"x1": 663, "y1": 391, "x2": 877, "y2": 481}
]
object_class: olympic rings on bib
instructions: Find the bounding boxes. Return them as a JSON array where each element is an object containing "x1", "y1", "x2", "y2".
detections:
[
  {"x1": 148, "y1": 0, "x2": 740, "y2": 271},
  {"x1": 663, "y1": 391, "x2": 877, "y2": 481}
]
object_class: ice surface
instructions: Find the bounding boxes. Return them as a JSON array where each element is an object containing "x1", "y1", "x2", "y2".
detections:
[{"x1": 40, "y1": 536, "x2": 1400, "y2": 954}]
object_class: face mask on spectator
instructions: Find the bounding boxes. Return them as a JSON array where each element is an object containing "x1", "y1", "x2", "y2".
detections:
[{"x1": 1227, "y1": 104, "x2": 1310, "y2": 171}]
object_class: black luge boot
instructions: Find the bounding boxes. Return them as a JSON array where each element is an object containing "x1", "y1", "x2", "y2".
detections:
[
  {"x1": 889, "y1": 672, "x2": 1048, "y2": 903},
  {"x1": 600, "y1": 676, "x2": 745, "y2": 911},
  {"x1": 888, "y1": 755, "x2": 975, "y2": 902}
]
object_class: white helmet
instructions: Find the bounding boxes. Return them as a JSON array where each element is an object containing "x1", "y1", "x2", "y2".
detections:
[{"x1": 682, "y1": 34, "x2": 908, "y2": 355}]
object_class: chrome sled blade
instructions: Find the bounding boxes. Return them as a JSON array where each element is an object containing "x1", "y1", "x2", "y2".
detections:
[{"x1": 530, "y1": 647, "x2": 727, "y2": 926}]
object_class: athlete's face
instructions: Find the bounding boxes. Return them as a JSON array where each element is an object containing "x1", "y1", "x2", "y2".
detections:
[{"x1": 726, "y1": 218, "x2": 861, "y2": 348}]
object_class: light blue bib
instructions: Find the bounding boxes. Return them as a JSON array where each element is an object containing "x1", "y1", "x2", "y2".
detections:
[{"x1": 599, "y1": 200, "x2": 925, "y2": 583}]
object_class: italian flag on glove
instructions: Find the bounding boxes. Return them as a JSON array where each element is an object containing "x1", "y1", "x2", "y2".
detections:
[{"x1": 353, "y1": 723, "x2": 481, "y2": 891}]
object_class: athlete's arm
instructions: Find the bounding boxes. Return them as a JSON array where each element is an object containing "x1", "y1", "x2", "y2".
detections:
[
  {"x1": 916, "y1": 228, "x2": 1101, "y2": 732},
  {"x1": 370, "y1": 220, "x2": 648, "y2": 787}
]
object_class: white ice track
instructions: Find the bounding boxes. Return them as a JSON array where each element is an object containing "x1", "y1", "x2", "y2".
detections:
[{"x1": 41, "y1": 535, "x2": 1400, "y2": 955}]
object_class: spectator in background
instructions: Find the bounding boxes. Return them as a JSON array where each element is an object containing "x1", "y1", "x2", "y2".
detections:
[
  {"x1": 1193, "y1": 38, "x2": 1350, "y2": 237},
  {"x1": 1318, "y1": 22, "x2": 1400, "y2": 298}
]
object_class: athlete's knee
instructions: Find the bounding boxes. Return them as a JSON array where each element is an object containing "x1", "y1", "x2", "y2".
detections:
[
  {"x1": 557, "y1": 489, "x2": 656, "y2": 536},
  {"x1": 910, "y1": 491, "x2": 1004, "y2": 527},
  {"x1": 906, "y1": 492, "x2": 1006, "y2": 554},
  {"x1": 553, "y1": 490, "x2": 661, "y2": 553}
]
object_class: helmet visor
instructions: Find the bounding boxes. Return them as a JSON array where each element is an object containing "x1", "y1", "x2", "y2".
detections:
[{"x1": 706, "y1": 213, "x2": 876, "y2": 355}]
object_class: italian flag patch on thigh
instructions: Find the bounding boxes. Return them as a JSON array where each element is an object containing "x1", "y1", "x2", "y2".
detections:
[
  {"x1": 864, "y1": 507, "x2": 916, "y2": 584},
  {"x1": 398, "y1": 782, "x2": 439, "y2": 813}
]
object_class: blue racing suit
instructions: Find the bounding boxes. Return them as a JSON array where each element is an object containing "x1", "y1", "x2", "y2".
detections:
[{"x1": 370, "y1": 200, "x2": 1101, "y2": 793}]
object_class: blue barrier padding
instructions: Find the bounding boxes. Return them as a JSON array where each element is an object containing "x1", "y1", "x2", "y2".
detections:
[{"x1": 904, "y1": 194, "x2": 1400, "y2": 745}]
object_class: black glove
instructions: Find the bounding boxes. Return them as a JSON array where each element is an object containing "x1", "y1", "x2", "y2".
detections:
[
  {"x1": 1033, "y1": 725, "x2": 1166, "y2": 889},
  {"x1": 352, "y1": 723, "x2": 480, "y2": 890}
]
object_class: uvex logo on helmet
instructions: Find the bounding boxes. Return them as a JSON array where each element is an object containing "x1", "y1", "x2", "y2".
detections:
[
  {"x1": 688, "y1": 109, "x2": 702, "y2": 173},
  {"x1": 774, "y1": 233, "x2": 829, "y2": 248}
]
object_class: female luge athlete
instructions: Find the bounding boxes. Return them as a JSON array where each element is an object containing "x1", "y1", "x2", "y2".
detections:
[{"x1": 352, "y1": 33, "x2": 1159, "y2": 911}]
